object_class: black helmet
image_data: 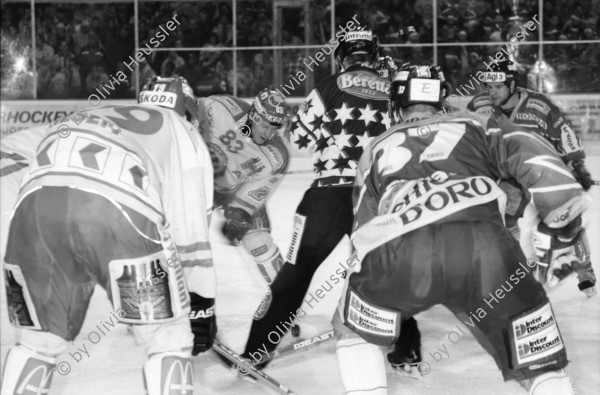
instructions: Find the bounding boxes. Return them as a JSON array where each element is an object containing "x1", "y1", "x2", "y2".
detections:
[
  {"x1": 390, "y1": 64, "x2": 446, "y2": 112},
  {"x1": 334, "y1": 29, "x2": 380, "y2": 71},
  {"x1": 480, "y1": 58, "x2": 518, "y2": 87},
  {"x1": 375, "y1": 55, "x2": 399, "y2": 79},
  {"x1": 139, "y1": 76, "x2": 200, "y2": 128}
]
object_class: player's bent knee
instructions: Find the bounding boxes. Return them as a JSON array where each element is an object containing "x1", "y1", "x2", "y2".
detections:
[
  {"x1": 1, "y1": 342, "x2": 61, "y2": 395},
  {"x1": 18, "y1": 329, "x2": 69, "y2": 356},
  {"x1": 338, "y1": 287, "x2": 401, "y2": 346},
  {"x1": 504, "y1": 301, "x2": 567, "y2": 380},
  {"x1": 143, "y1": 351, "x2": 194, "y2": 395},
  {"x1": 133, "y1": 315, "x2": 194, "y2": 356},
  {"x1": 332, "y1": 309, "x2": 358, "y2": 341},
  {"x1": 108, "y1": 251, "x2": 190, "y2": 325}
]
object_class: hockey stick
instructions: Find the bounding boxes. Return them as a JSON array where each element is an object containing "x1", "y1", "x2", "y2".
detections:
[
  {"x1": 593, "y1": 180, "x2": 600, "y2": 186},
  {"x1": 213, "y1": 339, "x2": 297, "y2": 395},
  {"x1": 252, "y1": 330, "x2": 336, "y2": 366}
]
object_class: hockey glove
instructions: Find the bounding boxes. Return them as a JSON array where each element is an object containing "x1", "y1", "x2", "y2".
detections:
[
  {"x1": 189, "y1": 293, "x2": 217, "y2": 355},
  {"x1": 532, "y1": 218, "x2": 596, "y2": 297},
  {"x1": 571, "y1": 159, "x2": 593, "y2": 191},
  {"x1": 222, "y1": 207, "x2": 253, "y2": 245}
]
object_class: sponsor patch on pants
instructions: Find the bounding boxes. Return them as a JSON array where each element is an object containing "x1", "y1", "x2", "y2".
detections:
[
  {"x1": 344, "y1": 288, "x2": 400, "y2": 344},
  {"x1": 4, "y1": 264, "x2": 42, "y2": 330},
  {"x1": 512, "y1": 302, "x2": 564, "y2": 366},
  {"x1": 286, "y1": 214, "x2": 306, "y2": 265}
]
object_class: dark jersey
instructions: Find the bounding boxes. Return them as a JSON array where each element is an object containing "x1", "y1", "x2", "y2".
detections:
[
  {"x1": 289, "y1": 65, "x2": 391, "y2": 187},
  {"x1": 352, "y1": 112, "x2": 584, "y2": 261},
  {"x1": 467, "y1": 87, "x2": 585, "y2": 162}
]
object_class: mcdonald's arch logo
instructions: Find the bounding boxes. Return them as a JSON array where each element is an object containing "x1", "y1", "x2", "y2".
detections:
[
  {"x1": 162, "y1": 356, "x2": 194, "y2": 394},
  {"x1": 16, "y1": 361, "x2": 54, "y2": 394}
]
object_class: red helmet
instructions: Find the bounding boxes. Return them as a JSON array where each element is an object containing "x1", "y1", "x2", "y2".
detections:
[{"x1": 139, "y1": 76, "x2": 199, "y2": 127}]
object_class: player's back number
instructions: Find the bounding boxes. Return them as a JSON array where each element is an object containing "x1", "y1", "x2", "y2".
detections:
[{"x1": 104, "y1": 106, "x2": 164, "y2": 135}]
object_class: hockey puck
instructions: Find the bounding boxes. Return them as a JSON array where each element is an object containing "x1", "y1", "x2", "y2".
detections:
[{"x1": 291, "y1": 324, "x2": 300, "y2": 337}]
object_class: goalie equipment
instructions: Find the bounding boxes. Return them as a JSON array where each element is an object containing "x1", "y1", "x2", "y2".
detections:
[{"x1": 189, "y1": 293, "x2": 217, "y2": 355}]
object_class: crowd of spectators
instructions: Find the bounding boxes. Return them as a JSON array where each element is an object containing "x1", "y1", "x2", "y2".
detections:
[
  {"x1": 30, "y1": 3, "x2": 135, "y2": 99},
  {"x1": 1, "y1": 3, "x2": 34, "y2": 99},
  {"x1": 1, "y1": 0, "x2": 599, "y2": 101}
]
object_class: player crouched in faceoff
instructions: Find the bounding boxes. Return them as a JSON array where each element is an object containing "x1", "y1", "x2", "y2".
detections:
[
  {"x1": 334, "y1": 64, "x2": 583, "y2": 395},
  {"x1": 1, "y1": 77, "x2": 216, "y2": 395},
  {"x1": 467, "y1": 58, "x2": 595, "y2": 297},
  {"x1": 197, "y1": 89, "x2": 291, "y2": 285}
]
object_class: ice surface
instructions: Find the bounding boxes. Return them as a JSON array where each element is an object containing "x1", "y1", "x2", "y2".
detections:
[{"x1": 1, "y1": 144, "x2": 599, "y2": 395}]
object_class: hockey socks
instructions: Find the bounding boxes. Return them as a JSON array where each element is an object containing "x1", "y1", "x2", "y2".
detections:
[
  {"x1": 143, "y1": 351, "x2": 194, "y2": 395},
  {"x1": 336, "y1": 337, "x2": 387, "y2": 394},
  {"x1": 1, "y1": 345, "x2": 57, "y2": 395}
]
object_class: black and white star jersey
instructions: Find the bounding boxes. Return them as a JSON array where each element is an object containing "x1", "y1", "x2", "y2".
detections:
[{"x1": 289, "y1": 65, "x2": 391, "y2": 187}]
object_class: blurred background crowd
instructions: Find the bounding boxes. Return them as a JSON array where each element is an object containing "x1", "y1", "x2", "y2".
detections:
[{"x1": 1, "y1": 0, "x2": 599, "y2": 100}]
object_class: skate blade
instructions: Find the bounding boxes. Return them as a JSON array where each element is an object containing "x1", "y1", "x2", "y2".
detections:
[{"x1": 390, "y1": 364, "x2": 423, "y2": 380}]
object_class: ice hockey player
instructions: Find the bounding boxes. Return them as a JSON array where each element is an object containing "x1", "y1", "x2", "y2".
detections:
[
  {"x1": 197, "y1": 88, "x2": 291, "y2": 285},
  {"x1": 373, "y1": 56, "x2": 436, "y2": 379},
  {"x1": 334, "y1": 64, "x2": 583, "y2": 395},
  {"x1": 468, "y1": 58, "x2": 596, "y2": 297},
  {"x1": 1, "y1": 76, "x2": 216, "y2": 395},
  {"x1": 241, "y1": 28, "x2": 395, "y2": 367}
]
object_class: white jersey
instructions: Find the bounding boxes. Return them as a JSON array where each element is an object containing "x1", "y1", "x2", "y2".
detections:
[
  {"x1": 197, "y1": 95, "x2": 289, "y2": 216},
  {"x1": 1, "y1": 126, "x2": 49, "y2": 258},
  {"x1": 1, "y1": 125, "x2": 48, "y2": 214},
  {"x1": 16, "y1": 104, "x2": 215, "y2": 296}
]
